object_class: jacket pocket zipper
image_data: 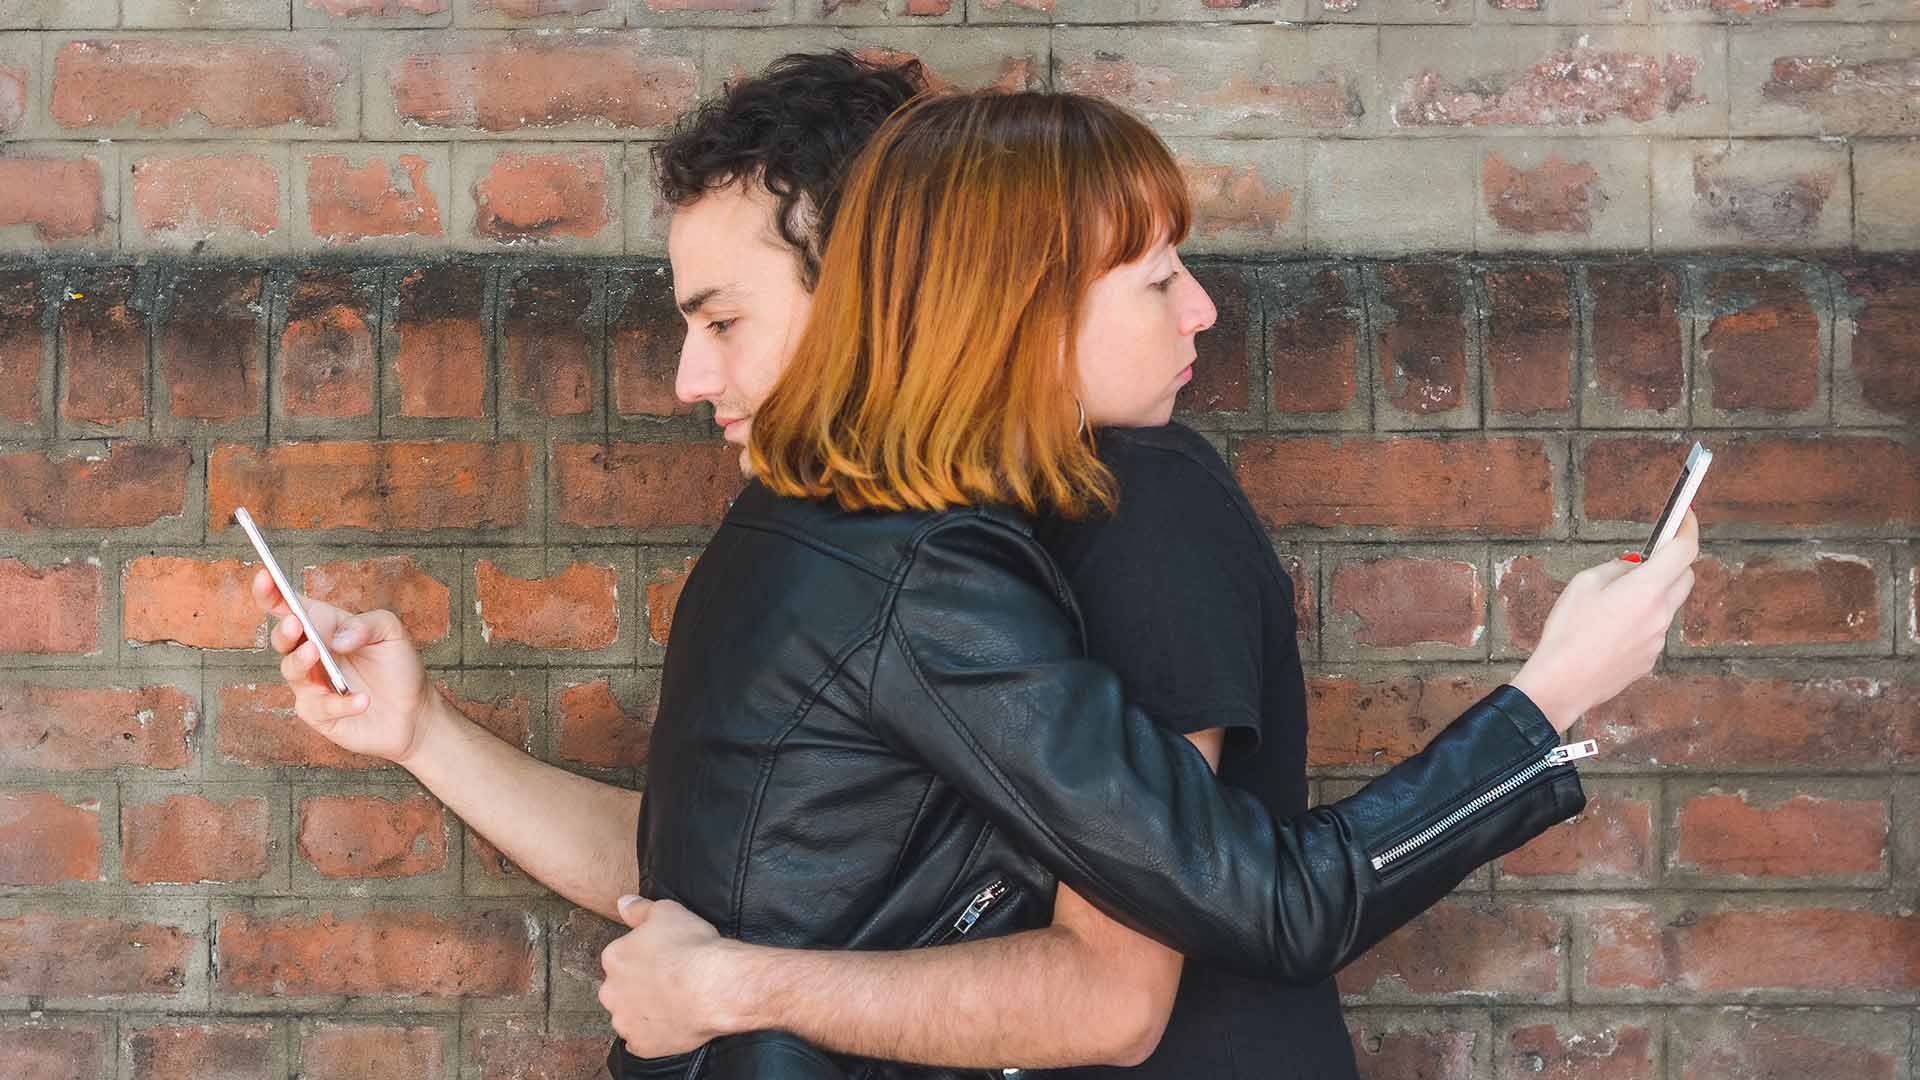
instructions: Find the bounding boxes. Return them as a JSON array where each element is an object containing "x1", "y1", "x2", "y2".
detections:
[
  {"x1": 1369, "y1": 739, "x2": 1598, "y2": 874},
  {"x1": 929, "y1": 879, "x2": 1010, "y2": 947}
]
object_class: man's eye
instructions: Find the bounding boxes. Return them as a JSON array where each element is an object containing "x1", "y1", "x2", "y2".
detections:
[{"x1": 708, "y1": 319, "x2": 736, "y2": 335}]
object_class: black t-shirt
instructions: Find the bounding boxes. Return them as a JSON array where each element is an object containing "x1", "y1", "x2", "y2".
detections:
[{"x1": 1032, "y1": 423, "x2": 1359, "y2": 1080}]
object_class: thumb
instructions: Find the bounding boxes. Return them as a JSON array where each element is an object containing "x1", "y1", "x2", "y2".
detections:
[
  {"x1": 330, "y1": 608, "x2": 402, "y2": 651},
  {"x1": 616, "y1": 894, "x2": 650, "y2": 928},
  {"x1": 1588, "y1": 556, "x2": 1638, "y2": 587}
]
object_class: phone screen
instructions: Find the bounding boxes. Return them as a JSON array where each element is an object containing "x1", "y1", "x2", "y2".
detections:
[{"x1": 1641, "y1": 441, "x2": 1711, "y2": 559}]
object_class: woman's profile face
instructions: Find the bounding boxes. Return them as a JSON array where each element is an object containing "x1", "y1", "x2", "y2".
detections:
[{"x1": 1073, "y1": 237, "x2": 1217, "y2": 429}]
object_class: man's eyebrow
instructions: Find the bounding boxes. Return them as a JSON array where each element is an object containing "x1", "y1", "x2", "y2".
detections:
[{"x1": 677, "y1": 285, "x2": 739, "y2": 316}]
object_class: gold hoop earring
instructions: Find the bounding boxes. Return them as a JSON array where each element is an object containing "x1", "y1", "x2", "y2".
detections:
[{"x1": 1075, "y1": 397, "x2": 1087, "y2": 436}]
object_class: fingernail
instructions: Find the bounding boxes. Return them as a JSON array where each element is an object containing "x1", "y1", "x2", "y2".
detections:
[
  {"x1": 1619, "y1": 552, "x2": 1643, "y2": 563},
  {"x1": 331, "y1": 630, "x2": 353, "y2": 649}
]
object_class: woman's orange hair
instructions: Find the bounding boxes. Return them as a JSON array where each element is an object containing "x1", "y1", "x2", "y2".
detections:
[{"x1": 748, "y1": 90, "x2": 1192, "y2": 518}]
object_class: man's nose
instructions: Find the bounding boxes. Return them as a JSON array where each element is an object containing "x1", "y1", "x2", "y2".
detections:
[{"x1": 675, "y1": 336, "x2": 722, "y2": 406}]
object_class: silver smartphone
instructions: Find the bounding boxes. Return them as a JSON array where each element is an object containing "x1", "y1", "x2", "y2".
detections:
[
  {"x1": 233, "y1": 506, "x2": 352, "y2": 695},
  {"x1": 1641, "y1": 440, "x2": 1712, "y2": 560}
]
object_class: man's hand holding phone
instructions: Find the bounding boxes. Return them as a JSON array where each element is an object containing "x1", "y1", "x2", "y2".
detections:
[{"x1": 242, "y1": 511, "x2": 437, "y2": 766}]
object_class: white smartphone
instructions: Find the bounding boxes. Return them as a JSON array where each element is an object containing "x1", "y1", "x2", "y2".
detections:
[
  {"x1": 233, "y1": 505, "x2": 352, "y2": 696},
  {"x1": 1641, "y1": 440, "x2": 1712, "y2": 560}
]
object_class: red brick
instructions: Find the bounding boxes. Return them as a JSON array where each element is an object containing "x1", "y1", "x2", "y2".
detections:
[
  {"x1": 1837, "y1": 262, "x2": 1920, "y2": 424},
  {"x1": 0, "y1": 157, "x2": 108, "y2": 243},
  {"x1": 298, "y1": 792, "x2": 447, "y2": 879},
  {"x1": 469, "y1": 1020, "x2": 614, "y2": 1080},
  {"x1": 1327, "y1": 555, "x2": 1483, "y2": 650},
  {"x1": 300, "y1": 1022, "x2": 444, "y2": 1080},
  {"x1": 1483, "y1": 266, "x2": 1574, "y2": 416},
  {"x1": 472, "y1": 150, "x2": 614, "y2": 242},
  {"x1": 157, "y1": 268, "x2": 265, "y2": 421},
  {"x1": 1395, "y1": 48, "x2": 1706, "y2": 128},
  {"x1": 1179, "y1": 157, "x2": 1294, "y2": 248},
  {"x1": 1756, "y1": 50, "x2": 1920, "y2": 135},
  {"x1": 0, "y1": 442, "x2": 189, "y2": 531},
  {"x1": 1306, "y1": 673, "x2": 1504, "y2": 770},
  {"x1": 1349, "y1": 1021, "x2": 1478, "y2": 1080},
  {"x1": 552, "y1": 441, "x2": 743, "y2": 530},
  {"x1": 216, "y1": 909, "x2": 536, "y2": 998},
  {"x1": 1493, "y1": 553, "x2": 1569, "y2": 653},
  {"x1": 645, "y1": 555, "x2": 696, "y2": 647},
  {"x1": 610, "y1": 268, "x2": 690, "y2": 419},
  {"x1": 0, "y1": 683, "x2": 196, "y2": 771},
  {"x1": 1699, "y1": 268, "x2": 1822, "y2": 415},
  {"x1": 121, "y1": 793, "x2": 271, "y2": 885},
  {"x1": 387, "y1": 35, "x2": 693, "y2": 132},
  {"x1": 1236, "y1": 436, "x2": 1557, "y2": 534},
  {"x1": 475, "y1": 0, "x2": 614, "y2": 12},
  {"x1": 394, "y1": 264, "x2": 487, "y2": 419},
  {"x1": 0, "y1": 1022, "x2": 108, "y2": 1080},
  {"x1": 280, "y1": 269, "x2": 377, "y2": 418},
  {"x1": 52, "y1": 38, "x2": 350, "y2": 131},
  {"x1": 0, "y1": 791, "x2": 102, "y2": 884},
  {"x1": 122, "y1": 556, "x2": 266, "y2": 650},
  {"x1": 208, "y1": 440, "x2": 531, "y2": 533},
  {"x1": 1499, "y1": 792, "x2": 1653, "y2": 884},
  {"x1": 551, "y1": 905, "x2": 622, "y2": 1007},
  {"x1": 0, "y1": 271, "x2": 45, "y2": 426},
  {"x1": 1268, "y1": 268, "x2": 1362, "y2": 416},
  {"x1": 1057, "y1": 44, "x2": 1363, "y2": 132},
  {"x1": 1581, "y1": 904, "x2": 1662, "y2": 991},
  {"x1": 1595, "y1": 905, "x2": 1920, "y2": 993},
  {"x1": 467, "y1": 831, "x2": 527, "y2": 881},
  {"x1": 1581, "y1": 435, "x2": 1919, "y2": 531},
  {"x1": 0, "y1": 912, "x2": 196, "y2": 998},
  {"x1": 1338, "y1": 901, "x2": 1564, "y2": 997},
  {"x1": 1501, "y1": 1020, "x2": 1653, "y2": 1080},
  {"x1": 308, "y1": 0, "x2": 446, "y2": 12},
  {"x1": 58, "y1": 266, "x2": 147, "y2": 424},
  {"x1": 1672, "y1": 1011, "x2": 1903, "y2": 1080},
  {"x1": 1484, "y1": 152, "x2": 1601, "y2": 236},
  {"x1": 553, "y1": 676, "x2": 652, "y2": 768},
  {"x1": 214, "y1": 681, "x2": 387, "y2": 770},
  {"x1": 1671, "y1": 789, "x2": 1886, "y2": 879},
  {"x1": 302, "y1": 555, "x2": 453, "y2": 646},
  {"x1": 0, "y1": 557, "x2": 99, "y2": 654},
  {"x1": 1375, "y1": 264, "x2": 1469, "y2": 419},
  {"x1": 1584, "y1": 672, "x2": 1914, "y2": 769},
  {"x1": 445, "y1": 681, "x2": 535, "y2": 753},
  {"x1": 1182, "y1": 265, "x2": 1251, "y2": 414},
  {"x1": 503, "y1": 268, "x2": 596, "y2": 417},
  {"x1": 128, "y1": 153, "x2": 282, "y2": 241},
  {"x1": 306, "y1": 152, "x2": 442, "y2": 244},
  {"x1": 472, "y1": 559, "x2": 618, "y2": 650},
  {"x1": 1586, "y1": 265, "x2": 1684, "y2": 417},
  {"x1": 126, "y1": 1022, "x2": 274, "y2": 1080},
  {"x1": 1679, "y1": 551, "x2": 1881, "y2": 648}
]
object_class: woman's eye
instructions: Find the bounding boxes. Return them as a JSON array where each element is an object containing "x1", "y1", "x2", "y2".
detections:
[
  {"x1": 1151, "y1": 272, "x2": 1179, "y2": 292},
  {"x1": 708, "y1": 319, "x2": 736, "y2": 335}
]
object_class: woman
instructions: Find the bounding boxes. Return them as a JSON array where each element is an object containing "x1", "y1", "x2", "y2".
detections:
[{"x1": 597, "y1": 90, "x2": 1698, "y2": 1079}]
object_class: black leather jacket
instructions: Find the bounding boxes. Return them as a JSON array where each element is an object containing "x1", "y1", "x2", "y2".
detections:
[{"x1": 613, "y1": 480, "x2": 1588, "y2": 1080}]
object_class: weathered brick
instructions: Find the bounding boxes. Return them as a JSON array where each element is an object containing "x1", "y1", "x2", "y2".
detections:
[
  {"x1": 0, "y1": 0, "x2": 119, "y2": 26},
  {"x1": 1348, "y1": 1016, "x2": 1479, "y2": 1080},
  {"x1": 1177, "y1": 263, "x2": 1255, "y2": 418},
  {"x1": 0, "y1": 271, "x2": 46, "y2": 427},
  {"x1": 1236, "y1": 435, "x2": 1559, "y2": 536},
  {"x1": 1337, "y1": 900, "x2": 1564, "y2": 999},
  {"x1": 298, "y1": 792, "x2": 449, "y2": 879},
  {"x1": 551, "y1": 440, "x2": 743, "y2": 531},
  {"x1": 1732, "y1": 27, "x2": 1920, "y2": 136},
  {"x1": 1498, "y1": 785, "x2": 1655, "y2": 886},
  {"x1": 454, "y1": 144, "x2": 622, "y2": 253},
  {"x1": 155, "y1": 268, "x2": 265, "y2": 422},
  {"x1": 124, "y1": 1021, "x2": 277, "y2": 1080},
  {"x1": 298, "y1": 1021, "x2": 445, "y2": 1080},
  {"x1": 0, "y1": 911, "x2": 198, "y2": 999},
  {"x1": 121, "y1": 792, "x2": 273, "y2": 885},
  {"x1": 0, "y1": 556, "x2": 100, "y2": 654},
  {"x1": 1653, "y1": 139, "x2": 1851, "y2": 250},
  {"x1": 1676, "y1": 548, "x2": 1885, "y2": 653},
  {"x1": 123, "y1": 556, "x2": 268, "y2": 651},
  {"x1": 58, "y1": 266, "x2": 148, "y2": 426},
  {"x1": 501, "y1": 268, "x2": 599, "y2": 419},
  {"x1": 208, "y1": 440, "x2": 532, "y2": 534},
  {"x1": 644, "y1": 553, "x2": 697, "y2": 647},
  {"x1": 50, "y1": 35, "x2": 356, "y2": 137},
  {"x1": 1308, "y1": 140, "x2": 1477, "y2": 253},
  {"x1": 1694, "y1": 265, "x2": 1827, "y2": 424},
  {"x1": 549, "y1": 904, "x2": 622, "y2": 1011},
  {"x1": 0, "y1": 682, "x2": 196, "y2": 771},
  {"x1": 1306, "y1": 672, "x2": 1504, "y2": 771},
  {"x1": 1168, "y1": 139, "x2": 1305, "y2": 254},
  {"x1": 302, "y1": 555, "x2": 454, "y2": 647},
  {"x1": 1582, "y1": 263, "x2": 1686, "y2": 425},
  {"x1": 1580, "y1": 434, "x2": 1920, "y2": 536},
  {"x1": 215, "y1": 909, "x2": 537, "y2": 998},
  {"x1": 122, "y1": 0, "x2": 290, "y2": 28},
  {"x1": 552, "y1": 674, "x2": 653, "y2": 768},
  {"x1": 1855, "y1": 142, "x2": 1920, "y2": 252},
  {"x1": 0, "y1": 443, "x2": 190, "y2": 534},
  {"x1": 1581, "y1": 902, "x2": 1920, "y2": 995},
  {"x1": 391, "y1": 263, "x2": 489, "y2": 420},
  {"x1": 278, "y1": 268, "x2": 379, "y2": 420},
  {"x1": 1669, "y1": 783, "x2": 1887, "y2": 883},
  {"x1": 473, "y1": 558, "x2": 620, "y2": 650},
  {"x1": 125, "y1": 147, "x2": 289, "y2": 254},
  {"x1": 296, "y1": 0, "x2": 452, "y2": 24},
  {"x1": 1266, "y1": 266, "x2": 1366, "y2": 425},
  {"x1": 1666, "y1": 1008, "x2": 1908, "y2": 1080},
  {"x1": 610, "y1": 267, "x2": 692, "y2": 419},
  {"x1": 0, "y1": 1021, "x2": 108, "y2": 1080},
  {"x1": 0, "y1": 791, "x2": 103, "y2": 884},
  {"x1": 300, "y1": 147, "x2": 447, "y2": 247},
  {"x1": 1372, "y1": 263, "x2": 1474, "y2": 427},
  {"x1": 1482, "y1": 265, "x2": 1575, "y2": 420},
  {"x1": 212, "y1": 681, "x2": 390, "y2": 771},
  {"x1": 1835, "y1": 261, "x2": 1920, "y2": 426},
  {"x1": 1579, "y1": 671, "x2": 1914, "y2": 770},
  {"x1": 1478, "y1": 141, "x2": 1650, "y2": 251},
  {"x1": 467, "y1": 1018, "x2": 615, "y2": 1080},
  {"x1": 1325, "y1": 553, "x2": 1485, "y2": 658},
  {"x1": 0, "y1": 153, "x2": 111, "y2": 249},
  {"x1": 1497, "y1": 1015, "x2": 1657, "y2": 1080}
]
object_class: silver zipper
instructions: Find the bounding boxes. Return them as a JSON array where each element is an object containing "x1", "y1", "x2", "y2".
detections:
[
  {"x1": 950, "y1": 880, "x2": 1009, "y2": 937},
  {"x1": 1369, "y1": 739, "x2": 1598, "y2": 873}
]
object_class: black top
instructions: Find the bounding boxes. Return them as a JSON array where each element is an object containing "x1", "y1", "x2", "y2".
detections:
[{"x1": 1033, "y1": 423, "x2": 1359, "y2": 1080}]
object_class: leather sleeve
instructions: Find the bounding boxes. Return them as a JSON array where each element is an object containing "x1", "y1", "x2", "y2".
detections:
[{"x1": 867, "y1": 514, "x2": 1587, "y2": 984}]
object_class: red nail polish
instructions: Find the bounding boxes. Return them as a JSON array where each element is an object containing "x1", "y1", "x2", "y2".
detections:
[{"x1": 1620, "y1": 552, "x2": 1643, "y2": 563}]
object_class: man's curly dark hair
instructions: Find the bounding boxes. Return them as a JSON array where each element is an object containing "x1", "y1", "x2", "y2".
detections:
[{"x1": 652, "y1": 50, "x2": 931, "y2": 291}]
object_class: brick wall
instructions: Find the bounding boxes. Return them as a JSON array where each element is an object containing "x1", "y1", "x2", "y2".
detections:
[{"x1": 0, "y1": 253, "x2": 1914, "y2": 1078}]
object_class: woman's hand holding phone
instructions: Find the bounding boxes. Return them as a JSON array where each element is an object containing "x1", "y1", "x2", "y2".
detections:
[{"x1": 250, "y1": 568, "x2": 436, "y2": 766}]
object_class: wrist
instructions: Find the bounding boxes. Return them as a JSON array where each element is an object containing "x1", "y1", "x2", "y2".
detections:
[
  {"x1": 395, "y1": 684, "x2": 453, "y2": 771},
  {"x1": 1508, "y1": 665, "x2": 1579, "y2": 735},
  {"x1": 700, "y1": 938, "x2": 769, "y2": 1037}
]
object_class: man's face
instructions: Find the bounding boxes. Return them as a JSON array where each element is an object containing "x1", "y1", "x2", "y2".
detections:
[{"x1": 669, "y1": 181, "x2": 814, "y2": 474}]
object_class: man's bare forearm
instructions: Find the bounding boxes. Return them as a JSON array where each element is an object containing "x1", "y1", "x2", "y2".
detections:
[
  {"x1": 707, "y1": 926, "x2": 1162, "y2": 1069},
  {"x1": 402, "y1": 689, "x2": 641, "y2": 921}
]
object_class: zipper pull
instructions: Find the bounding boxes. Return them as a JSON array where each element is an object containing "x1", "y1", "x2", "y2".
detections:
[
  {"x1": 952, "y1": 880, "x2": 1008, "y2": 936},
  {"x1": 1545, "y1": 739, "x2": 1599, "y2": 766}
]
